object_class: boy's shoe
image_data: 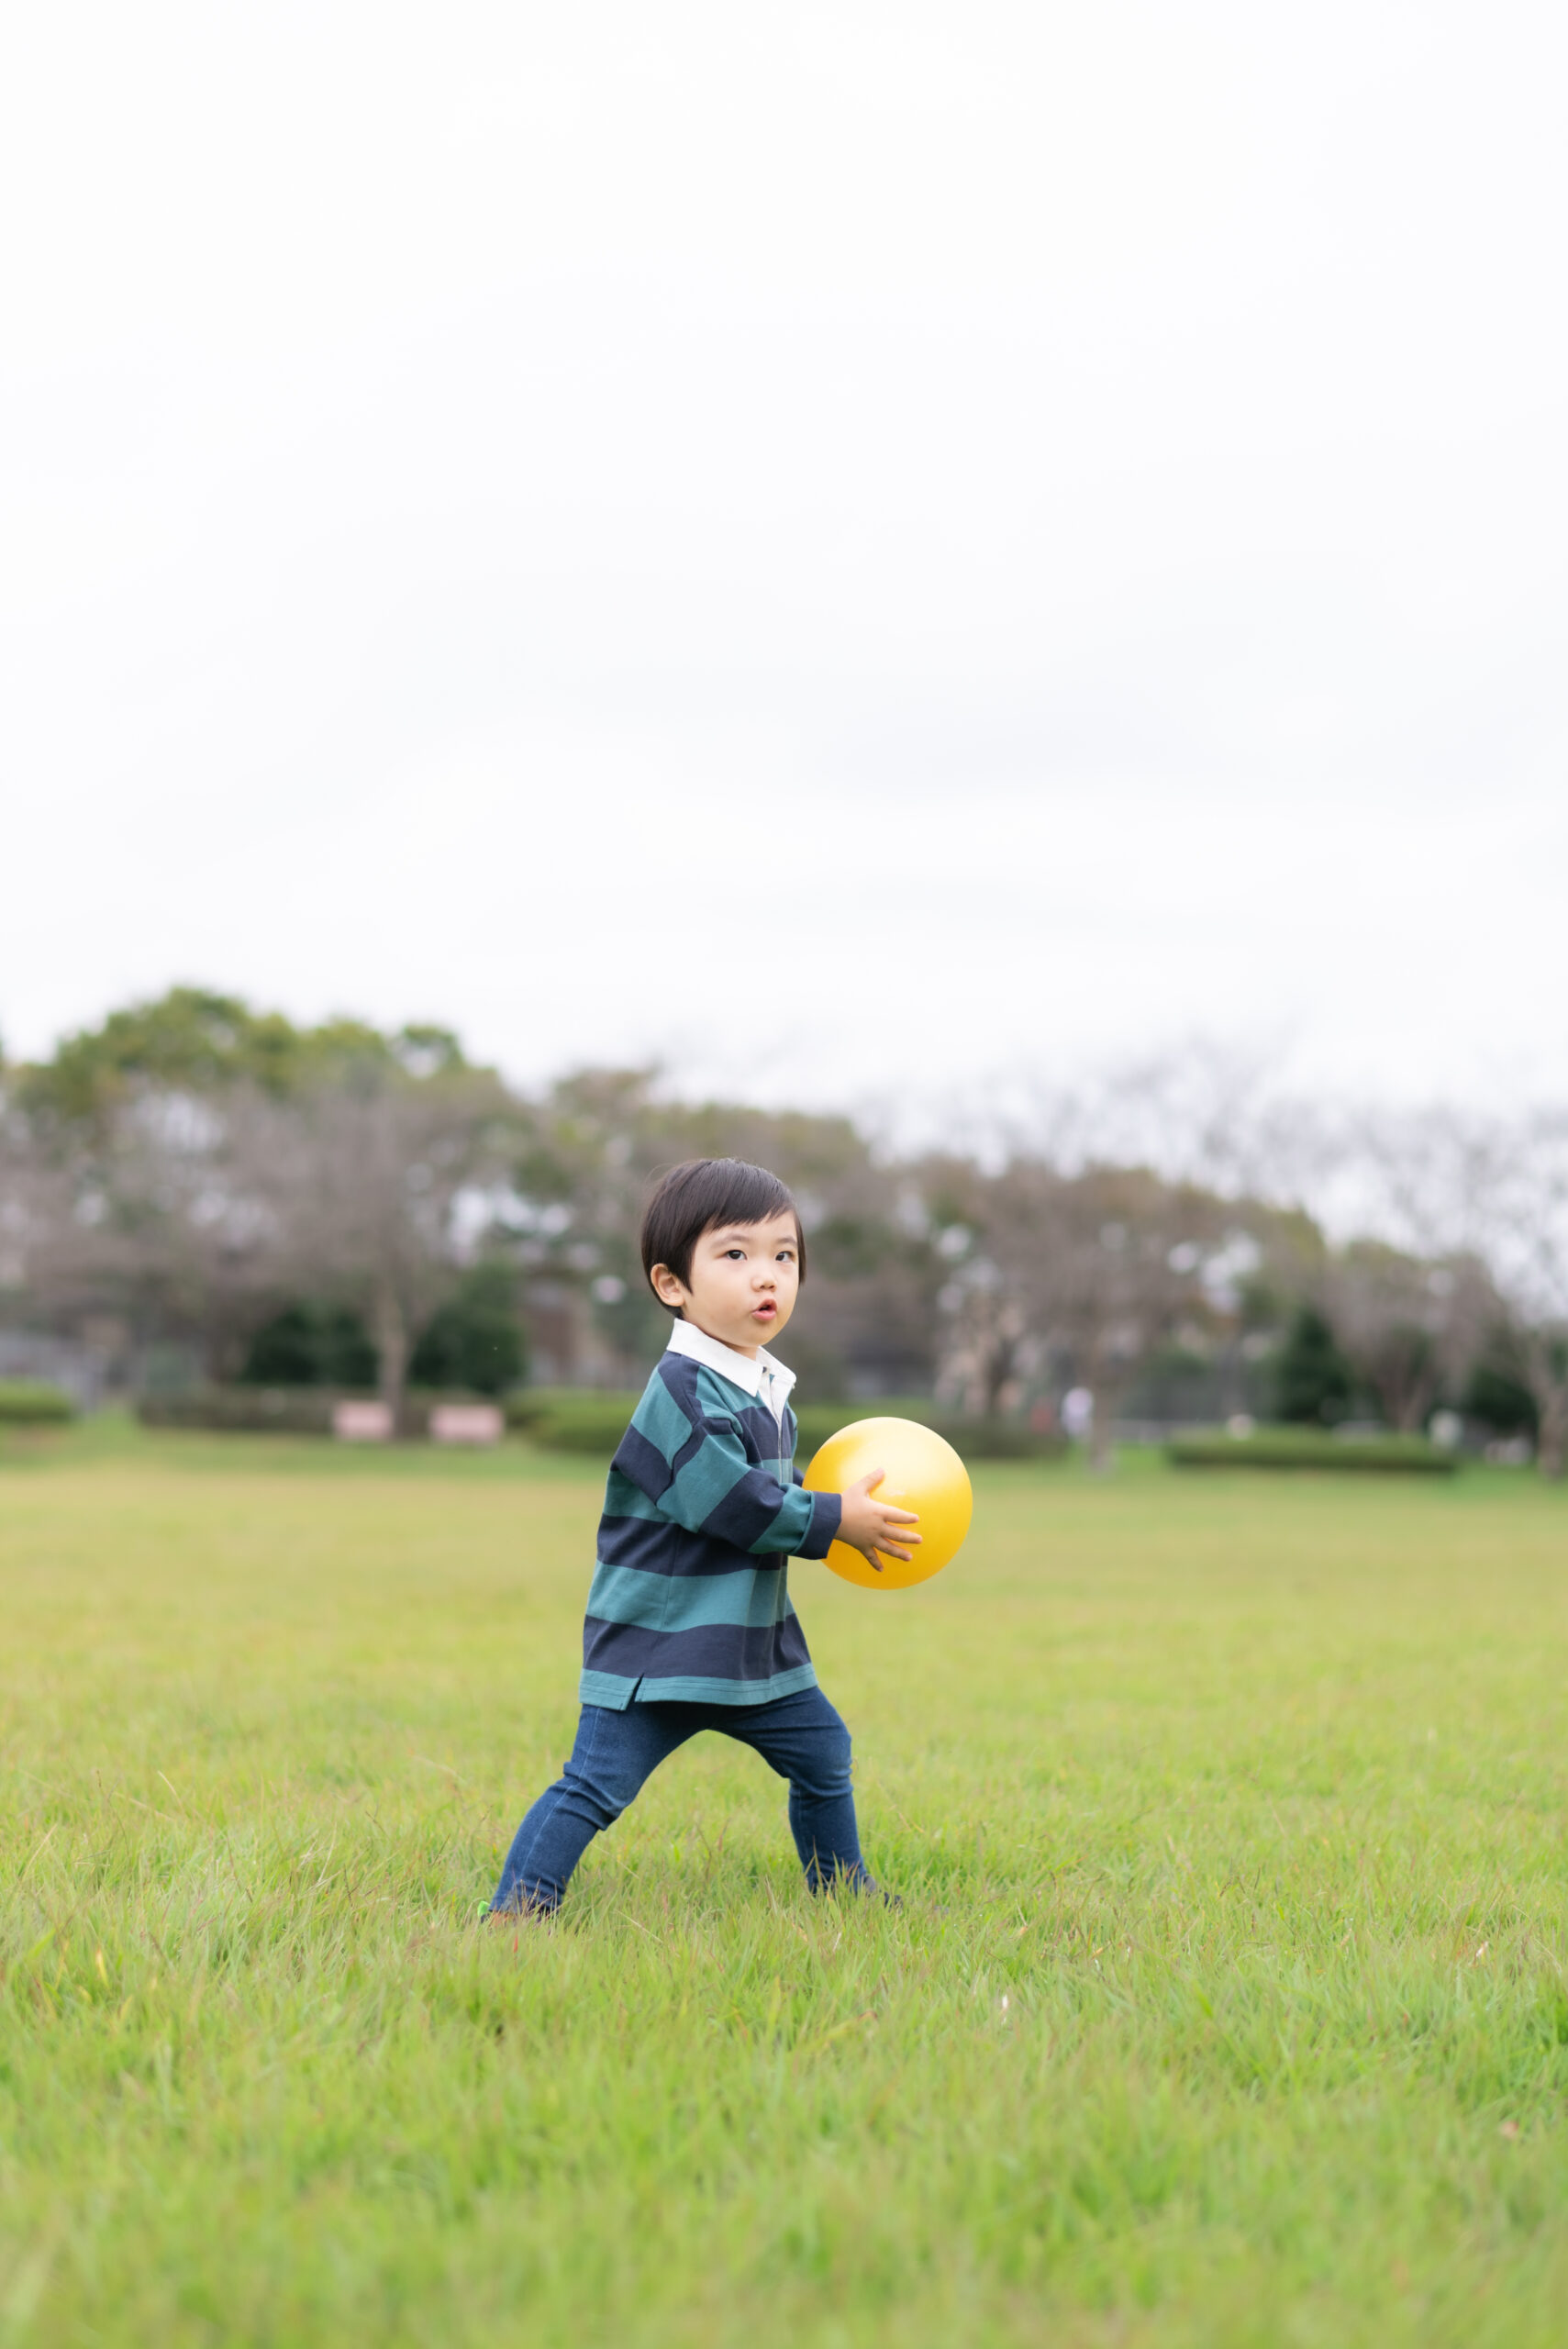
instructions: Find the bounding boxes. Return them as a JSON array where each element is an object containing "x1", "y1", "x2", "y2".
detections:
[
  {"x1": 817, "y1": 1871, "x2": 900, "y2": 1907},
  {"x1": 484, "y1": 1895, "x2": 556, "y2": 1924}
]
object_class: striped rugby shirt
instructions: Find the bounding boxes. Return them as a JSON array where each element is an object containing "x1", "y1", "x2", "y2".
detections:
[{"x1": 580, "y1": 1320, "x2": 843, "y2": 1709}]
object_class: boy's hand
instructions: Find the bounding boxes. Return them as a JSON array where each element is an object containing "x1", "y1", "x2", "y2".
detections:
[{"x1": 837, "y1": 1469, "x2": 921, "y2": 1574}]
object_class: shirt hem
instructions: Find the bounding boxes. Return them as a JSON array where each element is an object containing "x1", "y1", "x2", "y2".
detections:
[
  {"x1": 580, "y1": 1663, "x2": 819, "y2": 1709},
  {"x1": 579, "y1": 1670, "x2": 640, "y2": 1711}
]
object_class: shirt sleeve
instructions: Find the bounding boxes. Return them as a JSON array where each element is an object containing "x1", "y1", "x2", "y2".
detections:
[{"x1": 612, "y1": 1401, "x2": 841, "y2": 1559}]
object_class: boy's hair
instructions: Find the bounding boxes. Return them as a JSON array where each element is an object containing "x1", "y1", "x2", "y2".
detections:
[{"x1": 640, "y1": 1159, "x2": 806, "y2": 1309}]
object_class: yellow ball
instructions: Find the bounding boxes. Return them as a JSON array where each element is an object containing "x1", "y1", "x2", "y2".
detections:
[{"x1": 802, "y1": 1416, "x2": 973, "y2": 1591}]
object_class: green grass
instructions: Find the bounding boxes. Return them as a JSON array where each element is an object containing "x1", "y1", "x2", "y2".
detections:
[{"x1": 4, "y1": 1421, "x2": 1567, "y2": 2346}]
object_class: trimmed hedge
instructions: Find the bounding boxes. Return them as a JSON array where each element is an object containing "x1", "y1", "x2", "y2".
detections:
[
  {"x1": 0, "y1": 1380, "x2": 75, "y2": 1425},
  {"x1": 511, "y1": 1392, "x2": 643, "y2": 1454},
  {"x1": 504, "y1": 1387, "x2": 581, "y2": 1431},
  {"x1": 793, "y1": 1400, "x2": 936, "y2": 1454},
  {"x1": 505, "y1": 1387, "x2": 1065, "y2": 1464},
  {"x1": 795, "y1": 1404, "x2": 1066, "y2": 1464},
  {"x1": 138, "y1": 1388, "x2": 339, "y2": 1433},
  {"x1": 136, "y1": 1387, "x2": 504, "y2": 1437},
  {"x1": 1167, "y1": 1429, "x2": 1457, "y2": 1475}
]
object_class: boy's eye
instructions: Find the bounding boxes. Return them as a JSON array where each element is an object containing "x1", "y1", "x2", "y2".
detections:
[{"x1": 723, "y1": 1248, "x2": 745, "y2": 1260}]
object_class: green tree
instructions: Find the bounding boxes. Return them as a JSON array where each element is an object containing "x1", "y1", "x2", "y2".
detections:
[
  {"x1": 239, "y1": 1303, "x2": 378, "y2": 1388},
  {"x1": 18, "y1": 985, "x2": 463, "y2": 1133},
  {"x1": 13, "y1": 985, "x2": 503, "y2": 1412},
  {"x1": 240, "y1": 1063, "x2": 514, "y2": 1424},
  {"x1": 409, "y1": 1264, "x2": 526, "y2": 1395},
  {"x1": 1275, "y1": 1306, "x2": 1356, "y2": 1424},
  {"x1": 1462, "y1": 1356, "x2": 1538, "y2": 1437}
]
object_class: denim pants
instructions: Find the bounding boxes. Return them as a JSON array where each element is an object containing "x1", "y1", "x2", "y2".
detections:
[{"x1": 490, "y1": 1682, "x2": 871, "y2": 1913}]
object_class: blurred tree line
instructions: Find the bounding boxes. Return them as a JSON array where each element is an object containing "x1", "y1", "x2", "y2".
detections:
[{"x1": 2, "y1": 987, "x2": 1565, "y2": 1470}]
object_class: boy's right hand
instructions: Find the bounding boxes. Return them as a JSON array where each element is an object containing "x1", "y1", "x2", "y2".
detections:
[{"x1": 837, "y1": 1470, "x2": 921, "y2": 1574}]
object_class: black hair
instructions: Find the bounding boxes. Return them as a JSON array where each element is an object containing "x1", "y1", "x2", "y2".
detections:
[{"x1": 639, "y1": 1159, "x2": 806, "y2": 1311}]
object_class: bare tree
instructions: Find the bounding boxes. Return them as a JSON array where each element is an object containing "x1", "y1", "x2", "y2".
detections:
[
  {"x1": 3, "y1": 1078, "x2": 287, "y2": 1373},
  {"x1": 243, "y1": 1067, "x2": 514, "y2": 1426},
  {"x1": 1470, "y1": 1112, "x2": 1568, "y2": 1477},
  {"x1": 1028, "y1": 1170, "x2": 1229, "y2": 1467},
  {"x1": 929, "y1": 1157, "x2": 1236, "y2": 1465},
  {"x1": 509, "y1": 1069, "x2": 940, "y2": 1394},
  {"x1": 1319, "y1": 1240, "x2": 1496, "y2": 1433},
  {"x1": 0, "y1": 1080, "x2": 67, "y2": 1302},
  {"x1": 1341, "y1": 1103, "x2": 1568, "y2": 1474}
]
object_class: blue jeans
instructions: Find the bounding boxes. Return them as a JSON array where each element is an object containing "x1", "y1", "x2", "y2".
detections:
[{"x1": 490, "y1": 1683, "x2": 872, "y2": 1913}]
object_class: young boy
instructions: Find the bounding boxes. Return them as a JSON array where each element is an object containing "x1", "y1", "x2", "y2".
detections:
[{"x1": 489, "y1": 1156, "x2": 918, "y2": 1916}]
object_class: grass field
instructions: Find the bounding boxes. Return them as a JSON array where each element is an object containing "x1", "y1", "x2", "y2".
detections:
[{"x1": 4, "y1": 1419, "x2": 1568, "y2": 2346}]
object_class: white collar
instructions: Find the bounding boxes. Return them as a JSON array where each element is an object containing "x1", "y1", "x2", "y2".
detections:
[{"x1": 664, "y1": 1318, "x2": 797, "y2": 1415}]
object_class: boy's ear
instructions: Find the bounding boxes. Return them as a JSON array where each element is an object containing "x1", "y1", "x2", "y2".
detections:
[{"x1": 649, "y1": 1263, "x2": 686, "y2": 1309}]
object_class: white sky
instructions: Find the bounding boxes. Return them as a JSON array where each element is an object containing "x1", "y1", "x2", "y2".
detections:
[{"x1": 4, "y1": 1, "x2": 1565, "y2": 1124}]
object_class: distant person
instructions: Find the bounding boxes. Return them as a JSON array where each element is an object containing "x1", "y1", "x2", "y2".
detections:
[
  {"x1": 488, "y1": 1157, "x2": 917, "y2": 1918},
  {"x1": 1061, "y1": 1386, "x2": 1094, "y2": 1442}
]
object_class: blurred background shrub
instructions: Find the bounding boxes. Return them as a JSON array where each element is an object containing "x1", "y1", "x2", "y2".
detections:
[{"x1": 0, "y1": 1380, "x2": 74, "y2": 1425}]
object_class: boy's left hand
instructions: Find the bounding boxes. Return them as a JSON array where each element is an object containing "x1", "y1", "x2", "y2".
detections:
[{"x1": 837, "y1": 1469, "x2": 921, "y2": 1574}]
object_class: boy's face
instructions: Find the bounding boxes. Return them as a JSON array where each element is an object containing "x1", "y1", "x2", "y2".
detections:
[{"x1": 650, "y1": 1209, "x2": 801, "y2": 1357}]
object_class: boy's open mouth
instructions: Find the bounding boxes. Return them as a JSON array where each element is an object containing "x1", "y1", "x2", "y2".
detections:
[{"x1": 752, "y1": 1300, "x2": 777, "y2": 1319}]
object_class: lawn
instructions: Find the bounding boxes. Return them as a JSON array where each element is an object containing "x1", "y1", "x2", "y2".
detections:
[{"x1": 3, "y1": 1421, "x2": 1567, "y2": 2346}]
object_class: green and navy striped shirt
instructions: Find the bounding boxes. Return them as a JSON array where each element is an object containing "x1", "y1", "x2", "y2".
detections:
[{"x1": 580, "y1": 1323, "x2": 843, "y2": 1709}]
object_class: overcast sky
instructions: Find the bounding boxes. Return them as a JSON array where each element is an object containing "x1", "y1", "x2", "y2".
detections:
[{"x1": 4, "y1": 1, "x2": 1564, "y2": 1123}]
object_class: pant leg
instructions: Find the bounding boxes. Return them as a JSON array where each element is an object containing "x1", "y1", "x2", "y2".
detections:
[
  {"x1": 721, "y1": 1685, "x2": 874, "y2": 1893},
  {"x1": 489, "y1": 1702, "x2": 695, "y2": 1914}
]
